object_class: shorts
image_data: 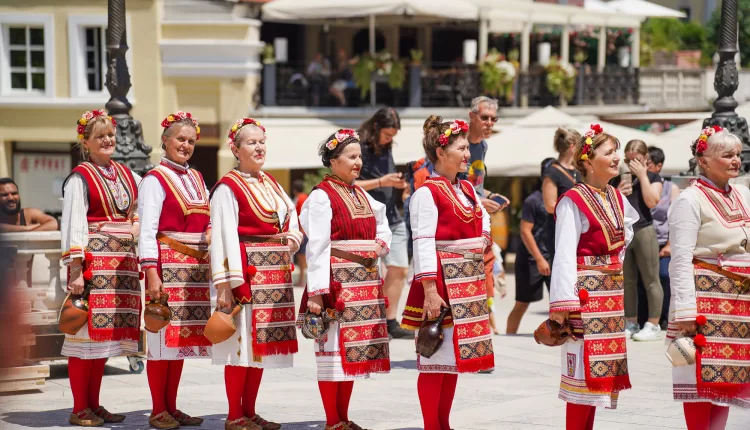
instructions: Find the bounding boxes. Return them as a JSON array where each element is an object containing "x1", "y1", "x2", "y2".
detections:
[
  {"x1": 514, "y1": 258, "x2": 550, "y2": 303},
  {"x1": 297, "y1": 236, "x2": 308, "y2": 255},
  {"x1": 384, "y1": 222, "x2": 409, "y2": 269}
]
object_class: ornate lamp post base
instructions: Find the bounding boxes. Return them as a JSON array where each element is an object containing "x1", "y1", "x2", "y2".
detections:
[{"x1": 106, "y1": 0, "x2": 152, "y2": 175}]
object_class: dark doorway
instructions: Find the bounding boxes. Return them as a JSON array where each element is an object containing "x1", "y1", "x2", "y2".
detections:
[
  {"x1": 399, "y1": 27, "x2": 418, "y2": 59},
  {"x1": 190, "y1": 146, "x2": 219, "y2": 189},
  {"x1": 260, "y1": 22, "x2": 306, "y2": 64},
  {"x1": 431, "y1": 28, "x2": 480, "y2": 64},
  {"x1": 352, "y1": 29, "x2": 385, "y2": 55}
]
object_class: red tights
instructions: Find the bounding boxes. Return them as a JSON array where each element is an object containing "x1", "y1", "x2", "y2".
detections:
[
  {"x1": 224, "y1": 365, "x2": 264, "y2": 420},
  {"x1": 417, "y1": 373, "x2": 458, "y2": 430},
  {"x1": 566, "y1": 403, "x2": 596, "y2": 430},
  {"x1": 147, "y1": 360, "x2": 185, "y2": 415},
  {"x1": 683, "y1": 402, "x2": 730, "y2": 430},
  {"x1": 68, "y1": 357, "x2": 107, "y2": 413},
  {"x1": 317, "y1": 381, "x2": 354, "y2": 426}
]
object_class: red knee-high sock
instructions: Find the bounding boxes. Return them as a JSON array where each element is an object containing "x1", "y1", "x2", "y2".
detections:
[
  {"x1": 566, "y1": 403, "x2": 595, "y2": 430},
  {"x1": 684, "y1": 402, "x2": 712, "y2": 430},
  {"x1": 710, "y1": 404, "x2": 729, "y2": 430},
  {"x1": 147, "y1": 360, "x2": 170, "y2": 415},
  {"x1": 318, "y1": 381, "x2": 340, "y2": 426},
  {"x1": 585, "y1": 406, "x2": 596, "y2": 430},
  {"x1": 225, "y1": 366, "x2": 248, "y2": 421},
  {"x1": 68, "y1": 357, "x2": 92, "y2": 413},
  {"x1": 336, "y1": 381, "x2": 354, "y2": 423},
  {"x1": 87, "y1": 358, "x2": 106, "y2": 410},
  {"x1": 242, "y1": 367, "x2": 263, "y2": 418},
  {"x1": 437, "y1": 374, "x2": 458, "y2": 430},
  {"x1": 165, "y1": 360, "x2": 185, "y2": 415},
  {"x1": 417, "y1": 373, "x2": 444, "y2": 430}
]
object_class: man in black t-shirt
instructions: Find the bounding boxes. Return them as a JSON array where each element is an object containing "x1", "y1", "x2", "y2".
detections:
[{"x1": 506, "y1": 161, "x2": 553, "y2": 334}]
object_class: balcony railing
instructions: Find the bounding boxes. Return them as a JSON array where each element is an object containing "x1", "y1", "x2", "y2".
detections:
[{"x1": 262, "y1": 63, "x2": 641, "y2": 109}]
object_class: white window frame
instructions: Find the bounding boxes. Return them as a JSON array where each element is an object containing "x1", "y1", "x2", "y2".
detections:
[
  {"x1": 0, "y1": 14, "x2": 55, "y2": 98},
  {"x1": 68, "y1": 14, "x2": 133, "y2": 100}
]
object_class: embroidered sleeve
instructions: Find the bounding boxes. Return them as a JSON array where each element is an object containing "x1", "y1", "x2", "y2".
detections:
[
  {"x1": 209, "y1": 184, "x2": 245, "y2": 288},
  {"x1": 365, "y1": 192, "x2": 392, "y2": 257},
  {"x1": 410, "y1": 187, "x2": 438, "y2": 282},
  {"x1": 137, "y1": 175, "x2": 165, "y2": 269},
  {"x1": 129, "y1": 171, "x2": 142, "y2": 224},
  {"x1": 280, "y1": 186, "x2": 303, "y2": 248},
  {"x1": 549, "y1": 197, "x2": 583, "y2": 312},
  {"x1": 472, "y1": 186, "x2": 492, "y2": 245},
  {"x1": 668, "y1": 191, "x2": 700, "y2": 321},
  {"x1": 620, "y1": 198, "x2": 640, "y2": 262},
  {"x1": 61, "y1": 174, "x2": 88, "y2": 265},
  {"x1": 302, "y1": 189, "x2": 332, "y2": 296}
]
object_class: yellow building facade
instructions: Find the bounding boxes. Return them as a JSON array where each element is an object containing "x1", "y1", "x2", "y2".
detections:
[{"x1": 0, "y1": 0, "x2": 265, "y2": 214}]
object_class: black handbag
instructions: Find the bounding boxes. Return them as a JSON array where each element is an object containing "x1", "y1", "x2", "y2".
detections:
[{"x1": 416, "y1": 307, "x2": 450, "y2": 358}]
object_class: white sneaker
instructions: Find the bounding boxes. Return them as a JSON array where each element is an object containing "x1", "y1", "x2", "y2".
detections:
[
  {"x1": 632, "y1": 321, "x2": 661, "y2": 341},
  {"x1": 624, "y1": 321, "x2": 639, "y2": 339}
]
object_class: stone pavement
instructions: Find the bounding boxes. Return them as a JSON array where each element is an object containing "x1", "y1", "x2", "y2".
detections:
[{"x1": 1, "y1": 275, "x2": 749, "y2": 430}]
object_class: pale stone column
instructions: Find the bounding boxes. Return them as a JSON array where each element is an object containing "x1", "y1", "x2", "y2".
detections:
[
  {"x1": 598, "y1": 26, "x2": 607, "y2": 73},
  {"x1": 631, "y1": 26, "x2": 641, "y2": 68},
  {"x1": 561, "y1": 24, "x2": 570, "y2": 65}
]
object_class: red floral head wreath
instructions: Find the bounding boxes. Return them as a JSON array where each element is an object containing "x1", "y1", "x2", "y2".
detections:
[
  {"x1": 228, "y1": 118, "x2": 266, "y2": 151},
  {"x1": 76, "y1": 109, "x2": 115, "y2": 141},
  {"x1": 438, "y1": 119, "x2": 469, "y2": 146},
  {"x1": 693, "y1": 125, "x2": 723, "y2": 156},
  {"x1": 161, "y1": 111, "x2": 200, "y2": 140},
  {"x1": 580, "y1": 124, "x2": 604, "y2": 161}
]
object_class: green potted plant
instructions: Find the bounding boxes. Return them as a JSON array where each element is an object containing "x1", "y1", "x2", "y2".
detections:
[
  {"x1": 676, "y1": 22, "x2": 706, "y2": 69},
  {"x1": 545, "y1": 56, "x2": 577, "y2": 107},
  {"x1": 479, "y1": 49, "x2": 517, "y2": 102}
]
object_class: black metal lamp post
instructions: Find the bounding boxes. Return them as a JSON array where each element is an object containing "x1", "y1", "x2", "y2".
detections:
[
  {"x1": 690, "y1": 0, "x2": 750, "y2": 175},
  {"x1": 105, "y1": 0, "x2": 152, "y2": 175}
]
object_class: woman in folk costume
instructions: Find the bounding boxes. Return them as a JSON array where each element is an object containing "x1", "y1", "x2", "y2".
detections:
[
  {"x1": 401, "y1": 116, "x2": 494, "y2": 430},
  {"x1": 61, "y1": 110, "x2": 141, "y2": 427},
  {"x1": 210, "y1": 118, "x2": 303, "y2": 430},
  {"x1": 549, "y1": 124, "x2": 639, "y2": 430},
  {"x1": 298, "y1": 129, "x2": 392, "y2": 430},
  {"x1": 667, "y1": 127, "x2": 750, "y2": 430},
  {"x1": 139, "y1": 112, "x2": 211, "y2": 429}
]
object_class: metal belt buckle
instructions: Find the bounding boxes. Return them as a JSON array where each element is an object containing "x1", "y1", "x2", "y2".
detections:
[
  {"x1": 463, "y1": 252, "x2": 483, "y2": 261},
  {"x1": 739, "y1": 278, "x2": 750, "y2": 294},
  {"x1": 361, "y1": 257, "x2": 376, "y2": 270}
]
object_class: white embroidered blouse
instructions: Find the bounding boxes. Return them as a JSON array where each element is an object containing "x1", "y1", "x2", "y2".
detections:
[
  {"x1": 549, "y1": 192, "x2": 639, "y2": 313},
  {"x1": 409, "y1": 173, "x2": 491, "y2": 283},
  {"x1": 138, "y1": 158, "x2": 211, "y2": 269},
  {"x1": 61, "y1": 164, "x2": 141, "y2": 265},
  {"x1": 209, "y1": 171, "x2": 303, "y2": 289},
  {"x1": 301, "y1": 187, "x2": 391, "y2": 297}
]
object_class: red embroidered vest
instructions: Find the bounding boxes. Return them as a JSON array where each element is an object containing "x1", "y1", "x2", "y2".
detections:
[
  {"x1": 562, "y1": 184, "x2": 625, "y2": 257},
  {"x1": 71, "y1": 161, "x2": 137, "y2": 222},
  {"x1": 315, "y1": 176, "x2": 376, "y2": 240},
  {"x1": 422, "y1": 177, "x2": 483, "y2": 240},
  {"x1": 213, "y1": 170, "x2": 290, "y2": 236},
  {"x1": 145, "y1": 165, "x2": 210, "y2": 233}
]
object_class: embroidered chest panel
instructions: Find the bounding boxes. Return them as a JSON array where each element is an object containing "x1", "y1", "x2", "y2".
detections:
[
  {"x1": 225, "y1": 170, "x2": 289, "y2": 228},
  {"x1": 79, "y1": 162, "x2": 134, "y2": 219},
  {"x1": 152, "y1": 167, "x2": 209, "y2": 216},
  {"x1": 324, "y1": 177, "x2": 373, "y2": 219},
  {"x1": 425, "y1": 178, "x2": 482, "y2": 224},
  {"x1": 694, "y1": 182, "x2": 750, "y2": 228},
  {"x1": 571, "y1": 184, "x2": 624, "y2": 251}
]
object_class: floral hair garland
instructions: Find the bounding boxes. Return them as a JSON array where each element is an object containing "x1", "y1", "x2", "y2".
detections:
[
  {"x1": 438, "y1": 119, "x2": 469, "y2": 146},
  {"x1": 694, "y1": 125, "x2": 723, "y2": 156},
  {"x1": 161, "y1": 111, "x2": 200, "y2": 139},
  {"x1": 325, "y1": 129, "x2": 359, "y2": 151},
  {"x1": 580, "y1": 123, "x2": 604, "y2": 161},
  {"x1": 76, "y1": 109, "x2": 115, "y2": 141},
  {"x1": 228, "y1": 118, "x2": 265, "y2": 144}
]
